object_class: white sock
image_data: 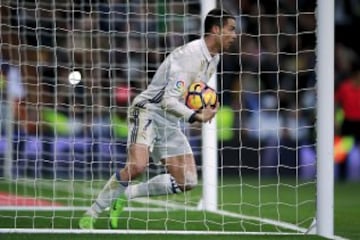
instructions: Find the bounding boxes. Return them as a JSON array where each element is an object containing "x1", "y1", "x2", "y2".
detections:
[
  {"x1": 86, "y1": 174, "x2": 127, "y2": 218},
  {"x1": 125, "y1": 174, "x2": 182, "y2": 199}
]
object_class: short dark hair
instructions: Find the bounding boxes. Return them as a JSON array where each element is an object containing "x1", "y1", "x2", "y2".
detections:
[{"x1": 204, "y1": 8, "x2": 235, "y2": 35}]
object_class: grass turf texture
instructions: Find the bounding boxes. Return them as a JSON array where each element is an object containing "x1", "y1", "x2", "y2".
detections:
[
  {"x1": 0, "y1": 177, "x2": 358, "y2": 239},
  {"x1": 0, "y1": 234, "x2": 326, "y2": 240}
]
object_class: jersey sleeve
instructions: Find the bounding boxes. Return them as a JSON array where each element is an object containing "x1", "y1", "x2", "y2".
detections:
[{"x1": 160, "y1": 54, "x2": 200, "y2": 121}]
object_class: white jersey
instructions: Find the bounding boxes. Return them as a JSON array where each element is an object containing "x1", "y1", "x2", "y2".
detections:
[{"x1": 132, "y1": 38, "x2": 219, "y2": 122}]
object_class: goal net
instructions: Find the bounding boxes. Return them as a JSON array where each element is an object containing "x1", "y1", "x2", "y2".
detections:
[{"x1": 0, "y1": 0, "x2": 322, "y2": 236}]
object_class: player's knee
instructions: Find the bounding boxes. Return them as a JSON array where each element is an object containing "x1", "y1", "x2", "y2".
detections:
[
  {"x1": 128, "y1": 164, "x2": 147, "y2": 179},
  {"x1": 181, "y1": 173, "x2": 198, "y2": 191}
]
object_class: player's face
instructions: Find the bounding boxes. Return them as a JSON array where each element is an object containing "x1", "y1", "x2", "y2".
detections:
[{"x1": 220, "y1": 18, "x2": 236, "y2": 51}]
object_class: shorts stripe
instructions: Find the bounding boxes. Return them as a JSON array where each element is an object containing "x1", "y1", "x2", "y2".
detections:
[{"x1": 130, "y1": 108, "x2": 140, "y2": 143}]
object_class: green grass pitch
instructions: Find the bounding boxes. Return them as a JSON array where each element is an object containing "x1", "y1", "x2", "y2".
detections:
[{"x1": 0, "y1": 177, "x2": 358, "y2": 240}]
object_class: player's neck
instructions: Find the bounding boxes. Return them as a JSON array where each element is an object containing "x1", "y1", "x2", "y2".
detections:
[{"x1": 204, "y1": 36, "x2": 220, "y2": 56}]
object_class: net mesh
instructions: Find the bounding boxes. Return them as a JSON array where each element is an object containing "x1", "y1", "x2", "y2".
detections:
[{"x1": 0, "y1": 0, "x2": 316, "y2": 234}]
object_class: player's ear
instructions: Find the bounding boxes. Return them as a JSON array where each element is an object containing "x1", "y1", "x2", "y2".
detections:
[{"x1": 211, "y1": 25, "x2": 220, "y2": 35}]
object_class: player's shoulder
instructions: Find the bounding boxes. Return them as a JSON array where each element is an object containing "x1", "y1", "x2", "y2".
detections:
[
  {"x1": 185, "y1": 38, "x2": 203, "y2": 49},
  {"x1": 169, "y1": 39, "x2": 204, "y2": 67},
  {"x1": 172, "y1": 39, "x2": 203, "y2": 56}
]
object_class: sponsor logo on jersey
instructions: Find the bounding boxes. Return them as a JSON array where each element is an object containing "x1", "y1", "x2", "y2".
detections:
[{"x1": 174, "y1": 80, "x2": 185, "y2": 93}]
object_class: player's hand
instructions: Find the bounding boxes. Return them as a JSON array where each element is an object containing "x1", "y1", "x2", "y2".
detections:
[
  {"x1": 208, "y1": 102, "x2": 219, "y2": 123},
  {"x1": 196, "y1": 103, "x2": 219, "y2": 123}
]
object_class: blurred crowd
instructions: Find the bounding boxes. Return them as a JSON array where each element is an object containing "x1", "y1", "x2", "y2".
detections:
[{"x1": 0, "y1": 0, "x2": 359, "y2": 180}]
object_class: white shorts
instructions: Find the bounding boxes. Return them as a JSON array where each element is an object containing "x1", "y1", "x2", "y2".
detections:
[{"x1": 127, "y1": 105, "x2": 193, "y2": 163}]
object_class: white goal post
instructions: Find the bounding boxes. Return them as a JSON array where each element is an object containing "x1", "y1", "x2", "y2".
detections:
[
  {"x1": 200, "y1": 0, "x2": 218, "y2": 213},
  {"x1": 316, "y1": 0, "x2": 334, "y2": 237},
  {"x1": 0, "y1": 0, "x2": 334, "y2": 238}
]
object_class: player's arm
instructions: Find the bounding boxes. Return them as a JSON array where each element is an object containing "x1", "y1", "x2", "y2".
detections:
[
  {"x1": 160, "y1": 54, "x2": 218, "y2": 123},
  {"x1": 160, "y1": 73, "x2": 195, "y2": 121},
  {"x1": 161, "y1": 75, "x2": 218, "y2": 123}
]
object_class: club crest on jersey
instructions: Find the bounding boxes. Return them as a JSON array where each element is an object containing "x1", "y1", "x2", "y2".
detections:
[{"x1": 174, "y1": 80, "x2": 185, "y2": 93}]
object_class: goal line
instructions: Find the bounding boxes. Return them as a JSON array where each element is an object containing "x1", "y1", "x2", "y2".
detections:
[{"x1": 0, "y1": 229, "x2": 309, "y2": 236}]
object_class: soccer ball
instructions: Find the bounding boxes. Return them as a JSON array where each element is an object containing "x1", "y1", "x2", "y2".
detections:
[{"x1": 185, "y1": 81, "x2": 217, "y2": 110}]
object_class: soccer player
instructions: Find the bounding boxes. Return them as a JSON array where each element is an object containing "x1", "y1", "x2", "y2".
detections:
[{"x1": 79, "y1": 8, "x2": 236, "y2": 229}]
